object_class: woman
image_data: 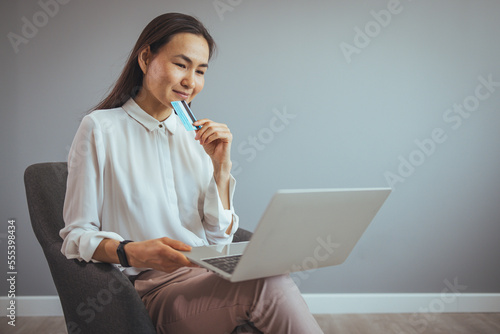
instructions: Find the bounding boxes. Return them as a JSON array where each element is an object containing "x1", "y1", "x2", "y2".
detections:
[{"x1": 60, "y1": 12, "x2": 323, "y2": 333}]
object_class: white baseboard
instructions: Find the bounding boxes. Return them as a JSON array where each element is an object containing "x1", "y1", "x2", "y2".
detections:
[
  {"x1": 302, "y1": 293, "x2": 500, "y2": 314},
  {"x1": 1, "y1": 293, "x2": 499, "y2": 317}
]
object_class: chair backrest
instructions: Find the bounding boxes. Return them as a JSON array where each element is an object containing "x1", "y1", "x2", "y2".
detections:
[{"x1": 24, "y1": 162, "x2": 156, "y2": 334}]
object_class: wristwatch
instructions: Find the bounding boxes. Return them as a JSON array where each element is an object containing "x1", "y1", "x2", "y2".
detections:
[{"x1": 117, "y1": 240, "x2": 133, "y2": 267}]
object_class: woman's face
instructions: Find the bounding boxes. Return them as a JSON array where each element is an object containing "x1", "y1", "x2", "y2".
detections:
[{"x1": 138, "y1": 32, "x2": 210, "y2": 116}]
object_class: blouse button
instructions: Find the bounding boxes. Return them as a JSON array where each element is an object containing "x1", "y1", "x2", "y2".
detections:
[{"x1": 159, "y1": 124, "x2": 163, "y2": 128}]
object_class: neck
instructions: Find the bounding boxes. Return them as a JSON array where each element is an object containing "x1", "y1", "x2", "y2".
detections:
[{"x1": 134, "y1": 89, "x2": 172, "y2": 122}]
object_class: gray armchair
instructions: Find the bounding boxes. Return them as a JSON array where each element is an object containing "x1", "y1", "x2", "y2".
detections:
[{"x1": 24, "y1": 162, "x2": 253, "y2": 334}]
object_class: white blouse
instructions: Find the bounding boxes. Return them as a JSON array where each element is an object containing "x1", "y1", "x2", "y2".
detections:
[{"x1": 60, "y1": 98, "x2": 239, "y2": 272}]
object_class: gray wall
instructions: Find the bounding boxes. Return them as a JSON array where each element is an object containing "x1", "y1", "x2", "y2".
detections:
[{"x1": 1, "y1": 0, "x2": 499, "y2": 297}]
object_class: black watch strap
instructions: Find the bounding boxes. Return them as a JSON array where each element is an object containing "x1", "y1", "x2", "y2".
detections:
[{"x1": 117, "y1": 240, "x2": 133, "y2": 267}]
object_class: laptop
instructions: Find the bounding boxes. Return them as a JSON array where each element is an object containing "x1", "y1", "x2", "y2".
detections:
[{"x1": 181, "y1": 188, "x2": 391, "y2": 282}]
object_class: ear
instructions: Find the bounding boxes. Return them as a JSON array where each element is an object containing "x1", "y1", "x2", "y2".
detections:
[{"x1": 138, "y1": 45, "x2": 151, "y2": 74}]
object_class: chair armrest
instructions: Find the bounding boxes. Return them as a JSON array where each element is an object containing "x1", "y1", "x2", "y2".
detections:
[
  {"x1": 45, "y1": 242, "x2": 156, "y2": 334},
  {"x1": 233, "y1": 228, "x2": 253, "y2": 242}
]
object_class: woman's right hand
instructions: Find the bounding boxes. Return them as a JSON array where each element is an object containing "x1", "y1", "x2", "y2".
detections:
[{"x1": 125, "y1": 237, "x2": 197, "y2": 272}]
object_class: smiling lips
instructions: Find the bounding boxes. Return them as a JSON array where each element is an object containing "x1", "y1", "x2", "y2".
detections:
[{"x1": 174, "y1": 90, "x2": 190, "y2": 100}]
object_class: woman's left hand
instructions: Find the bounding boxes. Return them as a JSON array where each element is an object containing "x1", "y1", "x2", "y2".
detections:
[{"x1": 193, "y1": 119, "x2": 233, "y2": 167}]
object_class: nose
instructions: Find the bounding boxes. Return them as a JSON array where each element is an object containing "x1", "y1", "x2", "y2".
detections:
[{"x1": 181, "y1": 71, "x2": 195, "y2": 89}]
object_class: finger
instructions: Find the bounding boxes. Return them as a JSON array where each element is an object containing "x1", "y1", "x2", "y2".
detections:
[
  {"x1": 159, "y1": 239, "x2": 193, "y2": 266},
  {"x1": 163, "y1": 248, "x2": 192, "y2": 266},
  {"x1": 188, "y1": 261, "x2": 201, "y2": 268},
  {"x1": 198, "y1": 124, "x2": 231, "y2": 144},
  {"x1": 194, "y1": 120, "x2": 214, "y2": 140},
  {"x1": 160, "y1": 237, "x2": 192, "y2": 251},
  {"x1": 193, "y1": 118, "x2": 211, "y2": 127},
  {"x1": 194, "y1": 120, "x2": 228, "y2": 136},
  {"x1": 193, "y1": 119, "x2": 211, "y2": 139},
  {"x1": 202, "y1": 129, "x2": 232, "y2": 146}
]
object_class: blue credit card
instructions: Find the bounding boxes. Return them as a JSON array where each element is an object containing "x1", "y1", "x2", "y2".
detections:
[{"x1": 171, "y1": 100, "x2": 201, "y2": 131}]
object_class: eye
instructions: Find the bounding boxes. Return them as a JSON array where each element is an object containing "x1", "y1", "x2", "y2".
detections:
[
  {"x1": 175, "y1": 63, "x2": 186, "y2": 69},
  {"x1": 196, "y1": 70, "x2": 205, "y2": 75}
]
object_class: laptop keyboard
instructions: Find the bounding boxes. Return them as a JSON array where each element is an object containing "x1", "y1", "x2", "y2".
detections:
[{"x1": 202, "y1": 255, "x2": 242, "y2": 274}]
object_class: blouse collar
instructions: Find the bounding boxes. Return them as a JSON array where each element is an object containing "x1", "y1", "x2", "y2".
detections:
[{"x1": 122, "y1": 98, "x2": 178, "y2": 134}]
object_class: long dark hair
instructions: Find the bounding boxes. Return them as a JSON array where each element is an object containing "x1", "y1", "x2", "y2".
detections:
[{"x1": 93, "y1": 13, "x2": 216, "y2": 111}]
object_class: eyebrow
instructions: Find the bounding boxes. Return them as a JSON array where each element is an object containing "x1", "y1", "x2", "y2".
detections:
[{"x1": 174, "y1": 54, "x2": 209, "y2": 68}]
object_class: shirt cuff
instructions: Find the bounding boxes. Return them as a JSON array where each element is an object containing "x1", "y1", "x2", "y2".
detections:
[
  {"x1": 60, "y1": 228, "x2": 124, "y2": 263},
  {"x1": 203, "y1": 174, "x2": 239, "y2": 243}
]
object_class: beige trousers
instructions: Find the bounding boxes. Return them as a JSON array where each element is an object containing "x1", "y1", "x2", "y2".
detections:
[{"x1": 134, "y1": 267, "x2": 323, "y2": 334}]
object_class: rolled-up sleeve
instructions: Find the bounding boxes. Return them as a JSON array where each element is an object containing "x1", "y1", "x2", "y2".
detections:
[
  {"x1": 202, "y1": 174, "x2": 239, "y2": 245},
  {"x1": 60, "y1": 115, "x2": 123, "y2": 262}
]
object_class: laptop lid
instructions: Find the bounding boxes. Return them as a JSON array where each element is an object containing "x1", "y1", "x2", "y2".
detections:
[
  {"x1": 183, "y1": 188, "x2": 391, "y2": 282},
  {"x1": 230, "y1": 188, "x2": 391, "y2": 282}
]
